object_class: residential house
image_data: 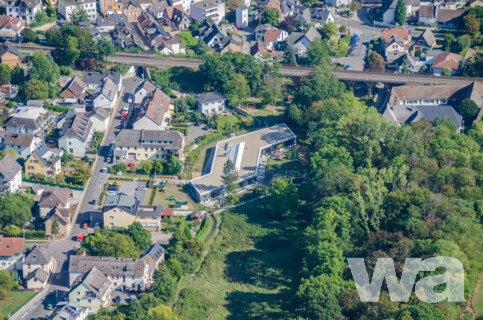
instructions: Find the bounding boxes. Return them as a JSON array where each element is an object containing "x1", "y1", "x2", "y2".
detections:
[
  {"x1": 381, "y1": 27, "x2": 410, "y2": 44},
  {"x1": 0, "y1": 41, "x2": 19, "y2": 68},
  {"x1": 111, "y1": 22, "x2": 137, "y2": 49},
  {"x1": 236, "y1": 5, "x2": 248, "y2": 28},
  {"x1": 23, "y1": 246, "x2": 54, "y2": 289},
  {"x1": 102, "y1": 193, "x2": 138, "y2": 228},
  {"x1": 258, "y1": 27, "x2": 288, "y2": 50},
  {"x1": 0, "y1": 130, "x2": 35, "y2": 158},
  {"x1": 135, "y1": 205, "x2": 164, "y2": 231},
  {"x1": 163, "y1": 5, "x2": 191, "y2": 30},
  {"x1": 381, "y1": 0, "x2": 398, "y2": 24},
  {"x1": 0, "y1": 236, "x2": 24, "y2": 270},
  {"x1": 219, "y1": 34, "x2": 245, "y2": 54},
  {"x1": 250, "y1": 41, "x2": 269, "y2": 60},
  {"x1": 419, "y1": 4, "x2": 435, "y2": 24},
  {"x1": 83, "y1": 72, "x2": 122, "y2": 105},
  {"x1": 68, "y1": 267, "x2": 113, "y2": 314},
  {"x1": 194, "y1": 91, "x2": 226, "y2": 115},
  {"x1": 190, "y1": 0, "x2": 226, "y2": 24},
  {"x1": 6, "y1": 0, "x2": 42, "y2": 24},
  {"x1": 123, "y1": 0, "x2": 143, "y2": 21},
  {"x1": 201, "y1": 24, "x2": 227, "y2": 47},
  {"x1": 153, "y1": 35, "x2": 186, "y2": 54},
  {"x1": 44, "y1": 206, "x2": 71, "y2": 238},
  {"x1": 134, "y1": 80, "x2": 156, "y2": 105},
  {"x1": 411, "y1": 28, "x2": 436, "y2": 54},
  {"x1": 141, "y1": 243, "x2": 166, "y2": 276},
  {"x1": 0, "y1": 15, "x2": 24, "y2": 41},
  {"x1": 382, "y1": 82, "x2": 483, "y2": 130},
  {"x1": 392, "y1": 53, "x2": 425, "y2": 73},
  {"x1": 436, "y1": 8, "x2": 465, "y2": 29},
  {"x1": 293, "y1": 5, "x2": 311, "y2": 25},
  {"x1": 60, "y1": 76, "x2": 88, "y2": 105},
  {"x1": 0, "y1": 155, "x2": 22, "y2": 193},
  {"x1": 384, "y1": 36, "x2": 408, "y2": 63},
  {"x1": 168, "y1": 0, "x2": 191, "y2": 12},
  {"x1": 133, "y1": 89, "x2": 172, "y2": 131},
  {"x1": 99, "y1": 0, "x2": 123, "y2": 16},
  {"x1": 36, "y1": 187, "x2": 71, "y2": 218},
  {"x1": 5, "y1": 107, "x2": 53, "y2": 136},
  {"x1": 24, "y1": 267, "x2": 49, "y2": 290},
  {"x1": 58, "y1": 113, "x2": 94, "y2": 157},
  {"x1": 138, "y1": 10, "x2": 168, "y2": 44},
  {"x1": 432, "y1": 51, "x2": 462, "y2": 76},
  {"x1": 148, "y1": 1, "x2": 169, "y2": 19},
  {"x1": 189, "y1": 211, "x2": 205, "y2": 221},
  {"x1": 405, "y1": 0, "x2": 420, "y2": 23},
  {"x1": 287, "y1": 26, "x2": 320, "y2": 56},
  {"x1": 311, "y1": 8, "x2": 334, "y2": 24},
  {"x1": 114, "y1": 129, "x2": 184, "y2": 161},
  {"x1": 69, "y1": 255, "x2": 150, "y2": 291},
  {"x1": 92, "y1": 78, "x2": 119, "y2": 109},
  {"x1": 266, "y1": 0, "x2": 281, "y2": 12},
  {"x1": 49, "y1": 302, "x2": 88, "y2": 320},
  {"x1": 87, "y1": 108, "x2": 110, "y2": 133},
  {"x1": 59, "y1": 0, "x2": 98, "y2": 21},
  {"x1": 280, "y1": 0, "x2": 296, "y2": 17},
  {"x1": 25, "y1": 143, "x2": 62, "y2": 178}
]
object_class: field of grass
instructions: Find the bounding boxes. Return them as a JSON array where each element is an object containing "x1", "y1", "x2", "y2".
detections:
[
  {"x1": 265, "y1": 158, "x2": 304, "y2": 181},
  {"x1": 195, "y1": 215, "x2": 213, "y2": 240},
  {"x1": 172, "y1": 198, "x2": 303, "y2": 319},
  {"x1": 252, "y1": 106, "x2": 285, "y2": 125},
  {"x1": 0, "y1": 291, "x2": 37, "y2": 319},
  {"x1": 474, "y1": 277, "x2": 483, "y2": 317},
  {"x1": 152, "y1": 183, "x2": 197, "y2": 210}
]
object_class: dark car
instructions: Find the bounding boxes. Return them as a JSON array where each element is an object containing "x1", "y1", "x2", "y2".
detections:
[{"x1": 107, "y1": 185, "x2": 119, "y2": 191}]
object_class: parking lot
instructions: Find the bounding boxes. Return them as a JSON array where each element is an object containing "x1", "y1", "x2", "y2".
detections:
[
  {"x1": 109, "y1": 180, "x2": 149, "y2": 204},
  {"x1": 186, "y1": 123, "x2": 216, "y2": 144}
]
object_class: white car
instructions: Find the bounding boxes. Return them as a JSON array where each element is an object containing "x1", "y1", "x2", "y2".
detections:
[
  {"x1": 106, "y1": 157, "x2": 111, "y2": 163},
  {"x1": 106, "y1": 191, "x2": 116, "y2": 196},
  {"x1": 100, "y1": 167, "x2": 109, "y2": 173},
  {"x1": 136, "y1": 186, "x2": 148, "y2": 191}
]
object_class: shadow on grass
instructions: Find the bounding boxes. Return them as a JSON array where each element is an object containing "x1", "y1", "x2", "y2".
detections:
[{"x1": 225, "y1": 290, "x2": 293, "y2": 320}]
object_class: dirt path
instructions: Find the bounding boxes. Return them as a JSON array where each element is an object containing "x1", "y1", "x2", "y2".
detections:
[
  {"x1": 32, "y1": 22, "x2": 55, "y2": 32},
  {"x1": 458, "y1": 278, "x2": 482, "y2": 320}
]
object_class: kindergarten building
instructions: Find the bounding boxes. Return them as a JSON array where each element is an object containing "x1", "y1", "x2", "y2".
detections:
[{"x1": 189, "y1": 124, "x2": 296, "y2": 203}]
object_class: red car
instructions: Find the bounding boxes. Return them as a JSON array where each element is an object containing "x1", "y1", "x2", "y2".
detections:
[{"x1": 77, "y1": 233, "x2": 84, "y2": 242}]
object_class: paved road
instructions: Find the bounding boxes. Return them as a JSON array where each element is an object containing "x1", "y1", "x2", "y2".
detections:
[{"x1": 12, "y1": 76, "x2": 144, "y2": 320}]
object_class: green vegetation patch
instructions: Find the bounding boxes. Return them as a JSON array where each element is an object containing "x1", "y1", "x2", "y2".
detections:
[{"x1": 0, "y1": 291, "x2": 37, "y2": 319}]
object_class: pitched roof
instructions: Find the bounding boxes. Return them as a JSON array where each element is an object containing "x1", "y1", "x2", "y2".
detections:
[
  {"x1": 416, "y1": 28, "x2": 436, "y2": 47},
  {"x1": 0, "y1": 15, "x2": 24, "y2": 32},
  {"x1": 136, "y1": 80, "x2": 156, "y2": 94},
  {"x1": 195, "y1": 91, "x2": 226, "y2": 104},
  {"x1": 304, "y1": 26, "x2": 321, "y2": 42},
  {"x1": 142, "y1": 243, "x2": 165, "y2": 261},
  {"x1": 60, "y1": 113, "x2": 93, "y2": 142},
  {"x1": 135, "y1": 89, "x2": 171, "y2": 126},
  {"x1": 32, "y1": 143, "x2": 61, "y2": 167},
  {"x1": 69, "y1": 255, "x2": 147, "y2": 277},
  {"x1": 114, "y1": 129, "x2": 184, "y2": 150},
  {"x1": 17, "y1": 0, "x2": 41, "y2": 9},
  {"x1": 50, "y1": 302, "x2": 87, "y2": 320},
  {"x1": 419, "y1": 5, "x2": 434, "y2": 18},
  {"x1": 433, "y1": 52, "x2": 462, "y2": 69},
  {"x1": 91, "y1": 107, "x2": 110, "y2": 120},
  {"x1": 266, "y1": 0, "x2": 281, "y2": 11},
  {"x1": 436, "y1": 8, "x2": 465, "y2": 23},
  {"x1": 38, "y1": 188, "x2": 70, "y2": 208},
  {"x1": 100, "y1": 78, "x2": 118, "y2": 102},
  {"x1": 0, "y1": 154, "x2": 21, "y2": 180},
  {"x1": 60, "y1": 76, "x2": 87, "y2": 100},
  {"x1": 25, "y1": 267, "x2": 49, "y2": 283},
  {"x1": 24, "y1": 246, "x2": 52, "y2": 265},
  {"x1": 82, "y1": 72, "x2": 121, "y2": 87},
  {"x1": 103, "y1": 193, "x2": 137, "y2": 213},
  {"x1": 74, "y1": 267, "x2": 112, "y2": 299},
  {"x1": 414, "y1": 105, "x2": 462, "y2": 125},
  {"x1": 264, "y1": 27, "x2": 283, "y2": 43},
  {"x1": 250, "y1": 41, "x2": 267, "y2": 56},
  {"x1": 381, "y1": 28, "x2": 410, "y2": 41},
  {"x1": 5, "y1": 117, "x2": 38, "y2": 130},
  {"x1": 0, "y1": 130, "x2": 34, "y2": 147},
  {"x1": 0, "y1": 237, "x2": 24, "y2": 257}
]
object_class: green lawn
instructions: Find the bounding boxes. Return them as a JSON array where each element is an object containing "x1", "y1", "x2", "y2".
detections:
[
  {"x1": 474, "y1": 277, "x2": 483, "y2": 317},
  {"x1": 152, "y1": 183, "x2": 197, "y2": 211},
  {"x1": 265, "y1": 158, "x2": 304, "y2": 181},
  {"x1": 172, "y1": 198, "x2": 303, "y2": 319},
  {"x1": 0, "y1": 291, "x2": 37, "y2": 319},
  {"x1": 252, "y1": 106, "x2": 285, "y2": 125}
]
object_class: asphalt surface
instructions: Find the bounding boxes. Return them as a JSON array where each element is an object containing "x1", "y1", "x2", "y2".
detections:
[{"x1": 12, "y1": 76, "x2": 143, "y2": 320}]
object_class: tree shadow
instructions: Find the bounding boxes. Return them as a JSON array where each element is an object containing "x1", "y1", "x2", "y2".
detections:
[{"x1": 225, "y1": 290, "x2": 293, "y2": 320}]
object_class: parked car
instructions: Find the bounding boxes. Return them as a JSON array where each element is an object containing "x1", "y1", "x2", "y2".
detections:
[
  {"x1": 136, "y1": 186, "x2": 148, "y2": 191},
  {"x1": 107, "y1": 185, "x2": 119, "y2": 191},
  {"x1": 106, "y1": 157, "x2": 111, "y2": 163},
  {"x1": 100, "y1": 167, "x2": 109, "y2": 173},
  {"x1": 106, "y1": 191, "x2": 116, "y2": 196},
  {"x1": 344, "y1": 65, "x2": 353, "y2": 70},
  {"x1": 114, "y1": 296, "x2": 122, "y2": 303}
]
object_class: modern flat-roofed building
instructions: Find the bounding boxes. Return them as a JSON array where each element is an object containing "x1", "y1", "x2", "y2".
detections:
[
  {"x1": 190, "y1": 0, "x2": 225, "y2": 24},
  {"x1": 189, "y1": 124, "x2": 296, "y2": 203}
]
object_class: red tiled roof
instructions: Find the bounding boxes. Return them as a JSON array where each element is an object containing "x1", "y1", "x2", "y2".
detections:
[
  {"x1": 0, "y1": 237, "x2": 24, "y2": 257},
  {"x1": 162, "y1": 209, "x2": 173, "y2": 216},
  {"x1": 264, "y1": 28, "x2": 282, "y2": 43},
  {"x1": 381, "y1": 28, "x2": 410, "y2": 41},
  {"x1": 433, "y1": 52, "x2": 462, "y2": 69}
]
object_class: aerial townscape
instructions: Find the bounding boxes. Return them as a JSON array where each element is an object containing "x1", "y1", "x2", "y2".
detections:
[{"x1": 0, "y1": 0, "x2": 481, "y2": 317}]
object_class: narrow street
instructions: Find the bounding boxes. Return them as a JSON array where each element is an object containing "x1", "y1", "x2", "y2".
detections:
[{"x1": 12, "y1": 76, "x2": 143, "y2": 320}]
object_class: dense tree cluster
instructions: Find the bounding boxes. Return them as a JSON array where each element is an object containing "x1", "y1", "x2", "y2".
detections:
[
  {"x1": 0, "y1": 193, "x2": 34, "y2": 231},
  {"x1": 279, "y1": 67, "x2": 483, "y2": 319},
  {"x1": 80, "y1": 222, "x2": 152, "y2": 258}
]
